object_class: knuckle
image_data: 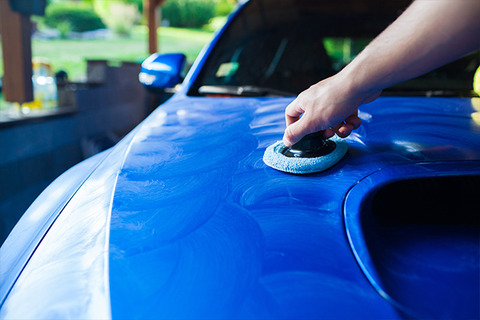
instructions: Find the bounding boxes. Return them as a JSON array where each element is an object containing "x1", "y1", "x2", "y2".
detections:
[{"x1": 284, "y1": 125, "x2": 295, "y2": 140}]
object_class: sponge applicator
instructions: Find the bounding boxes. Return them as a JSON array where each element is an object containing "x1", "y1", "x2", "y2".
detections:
[{"x1": 263, "y1": 131, "x2": 348, "y2": 174}]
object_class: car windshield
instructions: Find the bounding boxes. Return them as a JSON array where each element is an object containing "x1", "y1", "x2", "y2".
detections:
[{"x1": 190, "y1": 0, "x2": 479, "y2": 97}]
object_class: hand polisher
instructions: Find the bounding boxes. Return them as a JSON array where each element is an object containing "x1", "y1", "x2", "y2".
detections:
[{"x1": 263, "y1": 131, "x2": 348, "y2": 174}]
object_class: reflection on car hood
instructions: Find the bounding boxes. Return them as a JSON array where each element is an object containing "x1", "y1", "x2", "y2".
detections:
[
  {"x1": 2, "y1": 95, "x2": 480, "y2": 319},
  {"x1": 108, "y1": 96, "x2": 480, "y2": 319}
]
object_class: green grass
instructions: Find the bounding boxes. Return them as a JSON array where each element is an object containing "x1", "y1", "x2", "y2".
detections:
[
  {"x1": 155, "y1": 26, "x2": 216, "y2": 59},
  {"x1": 0, "y1": 25, "x2": 215, "y2": 81}
]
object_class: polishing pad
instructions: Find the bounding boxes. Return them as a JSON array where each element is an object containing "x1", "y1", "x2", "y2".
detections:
[{"x1": 263, "y1": 135, "x2": 348, "y2": 174}]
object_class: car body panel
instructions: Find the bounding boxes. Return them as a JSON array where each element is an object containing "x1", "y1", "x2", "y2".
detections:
[
  {"x1": 345, "y1": 162, "x2": 480, "y2": 319},
  {"x1": 105, "y1": 96, "x2": 396, "y2": 319},
  {"x1": 1, "y1": 94, "x2": 479, "y2": 319},
  {"x1": 104, "y1": 95, "x2": 477, "y2": 319},
  {"x1": 139, "y1": 53, "x2": 186, "y2": 89},
  {"x1": 0, "y1": 149, "x2": 109, "y2": 306},
  {"x1": 107, "y1": 97, "x2": 395, "y2": 319},
  {"x1": 1, "y1": 0, "x2": 479, "y2": 317}
]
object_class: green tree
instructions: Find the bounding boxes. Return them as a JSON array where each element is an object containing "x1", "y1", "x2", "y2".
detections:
[
  {"x1": 162, "y1": 0, "x2": 216, "y2": 28},
  {"x1": 44, "y1": 2, "x2": 105, "y2": 33}
]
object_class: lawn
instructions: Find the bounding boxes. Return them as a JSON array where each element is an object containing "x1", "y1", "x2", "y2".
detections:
[{"x1": 0, "y1": 26, "x2": 215, "y2": 81}]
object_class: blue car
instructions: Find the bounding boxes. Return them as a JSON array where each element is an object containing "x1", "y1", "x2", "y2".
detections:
[{"x1": 1, "y1": 0, "x2": 479, "y2": 319}]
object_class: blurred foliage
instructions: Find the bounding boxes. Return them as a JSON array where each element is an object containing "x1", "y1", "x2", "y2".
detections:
[
  {"x1": 93, "y1": 0, "x2": 142, "y2": 25},
  {"x1": 0, "y1": 0, "x2": 232, "y2": 81},
  {"x1": 203, "y1": 16, "x2": 228, "y2": 32},
  {"x1": 108, "y1": 0, "x2": 144, "y2": 13},
  {"x1": 162, "y1": 0, "x2": 216, "y2": 28},
  {"x1": 56, "y1": 21, "x2": 71, "y2": 38},
  {"x1": 42, "y1": 0, "x2": 234, "y2": 33},
  {"x1": 123, "y1": 0, "x2": 144, "y2": 13},
  {"x1": 44, "y1": 2, "x2": 105, "y2": 32},
  {"x1": 100, "y1": 2, "x2": 141, "y2": 36},
  {"x1": 18, "y1": 26, "x2": 214, "y2": 81},
  {"x1": 215, "y1": 0, "x2": 236, "y2": 16}
]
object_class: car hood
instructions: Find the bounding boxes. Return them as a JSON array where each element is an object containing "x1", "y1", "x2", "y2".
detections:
[
  {"x1": 2, "y1": 95, "x2": 480, "y2": 319},
  {"x1": 109, "y1": 95, "x2": 480, "y2": 318}
]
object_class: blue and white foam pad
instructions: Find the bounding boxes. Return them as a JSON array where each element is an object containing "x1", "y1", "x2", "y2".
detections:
[{"x1": 263, "y1": 136, "x2": 348, "y2": 174}]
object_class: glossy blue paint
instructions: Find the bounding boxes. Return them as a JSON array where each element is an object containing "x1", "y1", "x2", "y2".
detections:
[
  {"x1": 345, "y1": 163, "x2": 480, "y2": 319},
  {"x1": 1, "y1": 0, "x2": 479, "y2": 317},
  {"x1": 0, "y1": 149, "x2": 109, "y2": 306},
  {"x1": 139, "y1": 53, "x2": 186, "y2": 89},
  {"x1": 107, "y1": 97, "x2": 398, "y2": 319},
  {"x1": 2, "y1": 94, "x2": 479, "y2": 318},
  {"x1": 105, "y1": 95, "x2": 479, "y2": 319}
]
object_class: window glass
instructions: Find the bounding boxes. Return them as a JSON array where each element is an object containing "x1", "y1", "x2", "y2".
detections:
[{"x1": 190, "y1": 0, "x2": 479, "y2": 97}]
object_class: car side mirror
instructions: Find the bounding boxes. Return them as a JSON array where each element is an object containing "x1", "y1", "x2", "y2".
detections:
[{"x1": 139, "y1": 53, "x2": 186, "y2": 90}]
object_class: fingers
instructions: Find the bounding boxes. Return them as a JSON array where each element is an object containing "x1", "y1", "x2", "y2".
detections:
[
  {"x1": 334, "y1": 112, "x2": 362, "y2": 138},
  {"x1": 284, "y1": 99, "x2": 313, "y2": 146},
  {"x1": 345, "y1": 111, "x2": 362, "y2": 129},
  {"x1": 322, "y1": 128, "x2": 336, "y2": 139},
  {"x1": 283, "y1": 117, "x2": 308, "y2": 146},
  {"x1": 285, "y1": 99, "x2": 305, "y2": 126},
  {"x1": 283, "y1": 84, "x2": 363, "y2": 145},
  {"x1": 283, "y1": 110, "x2": 362, "y2": 145},
  {"x1": 336, "y1": 123, "x2": 354, "y2": 138}
]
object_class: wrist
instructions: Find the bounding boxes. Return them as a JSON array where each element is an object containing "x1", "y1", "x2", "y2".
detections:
[{"x1": 337, "y1": 61, "x2": 380, "y2": 103}]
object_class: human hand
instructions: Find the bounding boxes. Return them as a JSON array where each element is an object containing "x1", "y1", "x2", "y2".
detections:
[{"x1": 283, "y1": 75, "x2": 380, "y2": 146}]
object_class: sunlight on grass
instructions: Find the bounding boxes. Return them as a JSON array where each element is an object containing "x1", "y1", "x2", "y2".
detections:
[
  {"x1": 0, "y1": 26, "x2": 215, "y2": 81},
  {"x1": 32, "y1": 37, "x2": 149, "y2": 80}
]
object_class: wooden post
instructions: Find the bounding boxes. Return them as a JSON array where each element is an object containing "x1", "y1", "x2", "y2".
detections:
[
  {"x1": 145, "y1": 0, "x2": 166, "y2": 54},
  {"x1": 0, "y1": 0, "x2": 34, "y2": 103}
]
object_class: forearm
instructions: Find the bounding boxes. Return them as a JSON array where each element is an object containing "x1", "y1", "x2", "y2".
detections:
[
  {"x1": 342, "y1": 0, "x2": 480, "y2": 95},
  {"x1": 283, "y1": 0, "x2": 480, "y2": 146}
]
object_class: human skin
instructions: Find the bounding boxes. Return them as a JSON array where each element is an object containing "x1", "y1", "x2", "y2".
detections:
[{"x1": 283, "y1": 0, "x2": 480, "y2": 146}]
